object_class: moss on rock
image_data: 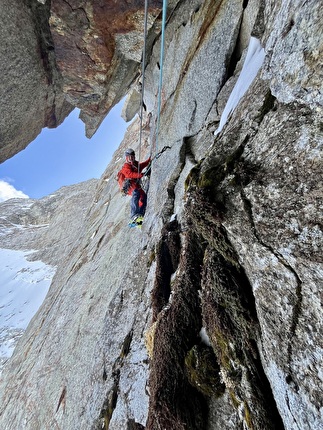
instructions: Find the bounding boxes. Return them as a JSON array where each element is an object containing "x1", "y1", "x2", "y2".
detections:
[{"x1": 185, "y1": 344, "x2": 225, "y2": 397}]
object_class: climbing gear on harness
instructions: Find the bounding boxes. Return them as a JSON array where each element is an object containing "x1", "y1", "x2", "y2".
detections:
[{"x1": 117, "y1": 171, "x2": 132, "y2": 196}]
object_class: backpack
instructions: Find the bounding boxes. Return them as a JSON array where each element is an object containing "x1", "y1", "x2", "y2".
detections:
[{"x1": 117, "y1": 170, "x2": 131, "y2": 196}]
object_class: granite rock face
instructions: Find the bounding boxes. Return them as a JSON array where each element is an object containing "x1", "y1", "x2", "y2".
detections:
[
  {"x1": 49, "y1": 0, "x2": 167, "y2": 137},
  {"x1": 0, "y1": 0, "x2": 322, "y2": 429},
  {"x1": 0, "y1": 0, "x2": 167, "y2": 160},
  {"x1": 0, "y1": 0, "x2": 72, "y2": 162}
]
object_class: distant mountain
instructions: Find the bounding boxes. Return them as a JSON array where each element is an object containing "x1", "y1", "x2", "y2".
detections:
[
  {"x1": 0, "y1": 180, "x2": 97, "y2": 370},
  {"x1": 0, "y1": 248, "x2": 55, "y2": 370}
]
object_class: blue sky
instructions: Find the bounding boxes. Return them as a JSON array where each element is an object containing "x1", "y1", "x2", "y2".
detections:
[{"x1": 0, "y1": 100, "x2": 128, "y2": 201}]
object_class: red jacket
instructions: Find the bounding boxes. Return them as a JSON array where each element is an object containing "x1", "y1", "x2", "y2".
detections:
[{"x1": 120, "y1": 158, "x2": 151, "y2": 195}]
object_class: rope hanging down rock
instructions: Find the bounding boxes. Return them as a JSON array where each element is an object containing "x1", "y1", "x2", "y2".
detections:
[
  {"x1": 137, "y1": 0, "x2": 168, "y2": 173},
  {"x1": 137, "y1": 0, "x2": 149, "y2": 174},
  {"x1": 154, "y1": 0, "x2": 168, "y2": 158}
]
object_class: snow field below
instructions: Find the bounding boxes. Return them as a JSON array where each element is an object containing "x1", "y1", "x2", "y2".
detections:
[{"x1": 0, "y1": 248, "x2": 55, "y2": 370}]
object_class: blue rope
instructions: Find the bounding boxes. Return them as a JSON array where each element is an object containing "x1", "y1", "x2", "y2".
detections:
[
  {"x1": 137, "y1": 0, "x2": 149, "y2": 172},
  {"x1": 154, "y1": 0, "x2": 168, "y2": 158}
]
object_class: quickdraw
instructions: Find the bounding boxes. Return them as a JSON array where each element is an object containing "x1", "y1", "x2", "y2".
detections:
[
  {"x1": 143, "y1": 145, "x2": 171, "y2": 177},
  {"x1": 154, "y1": 145, "x2": 171, "y2": 159}
]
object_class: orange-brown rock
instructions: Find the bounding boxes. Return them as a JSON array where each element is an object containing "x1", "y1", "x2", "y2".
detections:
[
  {"x1": 0, "y1": 0, "x2": 163, "y2": 162},
  {"x1": 49, "y1": 0, "x2": 163, "y2": 137}
]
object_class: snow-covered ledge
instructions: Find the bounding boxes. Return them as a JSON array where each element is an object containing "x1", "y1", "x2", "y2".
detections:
[{"x1": 215, "y1": 37, "x2": 265, "y2": 135}]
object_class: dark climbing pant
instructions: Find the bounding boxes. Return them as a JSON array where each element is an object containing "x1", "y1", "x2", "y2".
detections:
[{"x1": 131, "y1": 188, "x2": 147, "y2": 218}]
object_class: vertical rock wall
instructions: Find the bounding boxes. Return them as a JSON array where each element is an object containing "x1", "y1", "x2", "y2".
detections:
[
  {"x1": 0, "y1": 0, "x2": 72, "y2": 162},
  {"x1": 0, "y1": 0, "x2": 322, "y2": 429}
]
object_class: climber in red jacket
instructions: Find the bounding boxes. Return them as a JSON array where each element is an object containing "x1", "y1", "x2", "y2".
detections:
[{"x1": 120, "y1": 148, "x2": 151, "y2": 221}]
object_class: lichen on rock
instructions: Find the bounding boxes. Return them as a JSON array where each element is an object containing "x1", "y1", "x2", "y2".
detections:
[{"x1": 0, "y1": 0, "x2": 322, "y2": 429}]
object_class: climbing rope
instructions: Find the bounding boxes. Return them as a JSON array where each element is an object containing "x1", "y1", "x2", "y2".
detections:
[
  {"x1": 137, "y1": 0, "x2": 149, "y2": 173},
  {"x1": 137, "y1": 0, "x2": 168, "y2": 174},
  {"x1": 154, "y1": 0, "x2": 168, "y2": 158}
]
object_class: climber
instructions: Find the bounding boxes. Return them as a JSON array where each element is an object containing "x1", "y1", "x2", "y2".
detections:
[{"x1": 119, "y1": 148, "x2": 151, "y2": 223}]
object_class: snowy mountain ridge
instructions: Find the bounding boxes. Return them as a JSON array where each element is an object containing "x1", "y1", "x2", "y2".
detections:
[{"x1": 0, "y1": 179, "x2": 98, "y2": 370}]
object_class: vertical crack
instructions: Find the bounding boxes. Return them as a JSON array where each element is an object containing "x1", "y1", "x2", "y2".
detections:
[
  {"x1": 152, "y1": 219, "x2": 181, "y2": 321},
  {"x1": 97, "y1": 330, "x2": 134, "y2": 429},
  {"x1": 239, "y1": 188, "x2": 303, "y2": 367},
  {"x1": 147, "y1": 229, "x2": 208, "y2": 429},
  {"x1": 98, "y1": 367, "x2": 120, "y2": 430},
  {"x1": 184, "y1": 147, "x2": 285, "y2": 429},
  {"x1": 285, "y1": 392, "x2": 300, "y2": 428},
  {"x1": 161, "y1": 134, "x2": 198, "y2": 221},
  {"x1": 188, "y1": 100, "x2": 197, "y2": 131}
]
